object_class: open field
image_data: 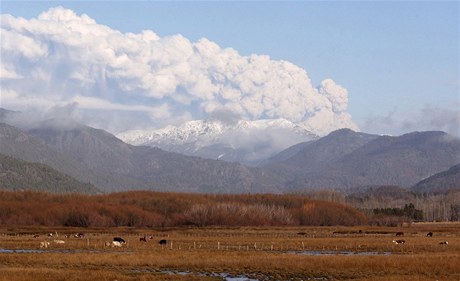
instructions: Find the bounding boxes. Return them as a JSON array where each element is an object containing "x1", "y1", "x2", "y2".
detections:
[{"x1": 1, "y1": 223, "x2": 459, "y2": 281}]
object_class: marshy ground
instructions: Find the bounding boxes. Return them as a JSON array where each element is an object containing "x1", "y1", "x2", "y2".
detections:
[{"x1": 0, "y1": 223, "x2": 459, "y2": 280}]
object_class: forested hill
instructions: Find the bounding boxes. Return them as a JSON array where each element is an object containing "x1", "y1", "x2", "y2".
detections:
[
  {"x1": 412, "y1": 164, "x2": 460, "y2": 193},
  {"x1": 0, "y1": 154, "x2": 99, "y2": 194}
]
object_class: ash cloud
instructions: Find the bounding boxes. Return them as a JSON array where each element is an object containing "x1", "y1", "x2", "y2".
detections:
[
  {"x1": 0, "y1": 7, "x2": 357, "y2": 135},
  {"x1": 361, "y1": 104, "x2": 460, "y2": 137}
]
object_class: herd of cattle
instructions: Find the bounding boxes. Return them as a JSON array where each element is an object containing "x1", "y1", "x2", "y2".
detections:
[
  {"x1": 36, "y1": 232, "x2": 168, "y2": 248},
  {"x1": 391, "y1": 231, "x2": 449, "y2": 245},
  {"x1": 34, "y1": 231, "x2": 449, "y2": 249}
]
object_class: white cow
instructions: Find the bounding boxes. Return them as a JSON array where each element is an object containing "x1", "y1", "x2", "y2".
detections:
[
  {"x1": 111, "y1": 241, "x2": 123, "y2": 247},
  {"x1": 40, "y1": 241, "x2": 50, "y2": 248},
  {"x1": 53, "y1": 240, "x2": 65, "y2": 244}
]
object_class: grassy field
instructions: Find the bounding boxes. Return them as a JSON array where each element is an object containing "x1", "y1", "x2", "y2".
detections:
[{"x1": 0, "y1": 223, "x2": 459, "y2": 280}]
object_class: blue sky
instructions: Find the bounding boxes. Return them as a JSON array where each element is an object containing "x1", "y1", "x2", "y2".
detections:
[{"x1": 1, "y1": 1, "x2": 459, "y2": 136}]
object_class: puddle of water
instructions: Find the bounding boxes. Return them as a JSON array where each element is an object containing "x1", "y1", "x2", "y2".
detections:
[
  {"x1": 286, "y1": 250, "x2": 391, "y2": 256},
  {"x1": 132, "y1": 269, "x2": 259, "y2": 281}
]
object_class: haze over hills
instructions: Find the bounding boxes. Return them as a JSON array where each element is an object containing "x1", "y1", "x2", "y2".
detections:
[
  {"x1": 0, "y1": 153, "x2": 98, "y2": 194},
  {"x1": 1, "y1": 108, "x2": 459, "y2": 194},
  {"x1": 0, "y1": 122, "x2": 150, "y2": 191},
  {"x1": 266, "y1": 129, "x2": 460, "y2": 191},
  {"x1": 260, "y1": 129, "x2": 379, "y2": 169},
  {"x1": 412, "y1": 164, "x2": 460, "y2": 193},
  {"x1": 25, "y1": 122, "x2": 279, "y2": 193}
]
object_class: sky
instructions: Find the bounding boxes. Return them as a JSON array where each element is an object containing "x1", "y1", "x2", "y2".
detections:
[{"x1": 0, "y1": 1, "x2": 459, "y2": 137}]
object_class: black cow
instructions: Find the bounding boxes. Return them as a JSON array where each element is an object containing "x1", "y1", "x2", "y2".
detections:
[
  {"x1": 113, "y1": 237, "x2": 126, "y2": 243},
  {"x1": 426, "y1": 232, "x2": 433, "y2": 237},
  {"x1": 158, "y1": 239, "x2": 167, "y2": 245}
]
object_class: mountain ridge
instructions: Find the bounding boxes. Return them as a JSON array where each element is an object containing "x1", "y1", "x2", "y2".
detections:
[
  {"x1": 1, "y1": 108, "x2": 458, "y2": 194},
  {"x1": 117, "y1": 118, "x2": 318, "y2": 166}
]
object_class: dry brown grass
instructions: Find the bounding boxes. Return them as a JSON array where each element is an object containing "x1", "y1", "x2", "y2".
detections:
[{"x1": 1, "y1": 223, "x2": 459, "y2": 280}]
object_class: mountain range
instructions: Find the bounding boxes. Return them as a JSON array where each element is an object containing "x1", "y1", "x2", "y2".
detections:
[
  {"x1": 117, "y1": 118, "x2": 317, "y2": 166},
  {"x1": 0, "y1": 109, "x2": 459, "y2": 194}
]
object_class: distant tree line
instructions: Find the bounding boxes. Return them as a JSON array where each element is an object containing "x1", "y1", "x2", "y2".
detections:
[
  {"x1": 373, "y1": 203, "x2": 423, "y2": 221},
  {"x1": 0, "y1": 191, "x2": 368, "y2": 227},
  {"x1": 301, "y1": 188, "x2": 460, "y2": 225}
]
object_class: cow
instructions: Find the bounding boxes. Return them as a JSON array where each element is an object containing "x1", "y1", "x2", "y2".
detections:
[
  {"x1": 439, "y1": 241, "x2": 448, "y2": 245},
  {"x1": 113, "y1": 237, "x2": 126, "y2": 243},
  {"x1": 111, "y1": 241, "x2": 123, "y2": 247},
  {"x1": 53, "y1": 240, "x2": 65, "y2": 244},
  {"x1": 395, "y1": 232, "x2": 404, "y2": 237},
  {"x1": 33, "y1": 234, "x2": 40, "y2": 238},
  {"x1": 74, "y1": 233, "x2": 84, "y2": 238},
  {"x1": 139, "y1": 236, "x2": 147, "y2": 242},
  {"x1": 392, "y1": 239, "x2": 405, "y2": 244},
  {"x1": 426, "y1": 232, "x2": 433, "y2": 237},
  {"x1": 158, "y1": 239, "x2": 167, "y2": 245},
  {"x1": 40, "y1": 241, "x2": 50, "y2": 248}
]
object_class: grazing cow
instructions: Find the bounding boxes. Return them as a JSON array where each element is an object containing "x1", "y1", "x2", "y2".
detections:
[
  {"x1": 139, "y1": 236, "x2": 147, "y2": 242},
  {"x1": 395, "y1": 232, "x2": 404, "y2": 237},
  {"x1": 113, "y1": 237, "x2": 126, "y2": 243},
  {"x1": 158, "y1": 239, "x2": 167, "y2": 245},
  {"x1": 426, "y1": 232, "x2": 433, "y2": 237},
  {"x1": 439, "y1": 241, "x2": 448, "y2": 245},
  {"x1": 111, "y1": 241, "x2": 123, "y2": 247},
  {"x1": 393, "y1": 239, "x2": 405, "y2": 244},
  {"x1": 53, "y1": 240, "x2": 65, "y2": 244},
  {"x1": 40, "y1": 241, "x2": 50, "y2": 248}
]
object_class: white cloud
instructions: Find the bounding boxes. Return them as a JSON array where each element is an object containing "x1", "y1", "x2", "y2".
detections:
[
  {"x1": 0, "y1": 6, "x2": 357, "y2": 135},
  {"x1": 361, "y1": 104, "x2": 460, "y2": 137}
]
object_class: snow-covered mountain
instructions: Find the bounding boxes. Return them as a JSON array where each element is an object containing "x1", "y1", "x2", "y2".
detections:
[{"x1": 117, "y1": 119, "x2": 318, "y2": 166}]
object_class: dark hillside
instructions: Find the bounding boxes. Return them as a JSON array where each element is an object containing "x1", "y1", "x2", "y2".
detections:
[
  {"x1": 0, "y1": 122, "x2": 147, "y2": 191},
  {"x1": 412, "y1": 164, "x2": 460, "y2": 193},
  {"x1": 0, "y1": 154, "x2": 99, "y2": 194},
  {"x1": 28, "y1": 122, "x2": 282, "y2": 193},
  {"x1": 284, "y1": 131, "x2": 460, "y2": 190}
]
